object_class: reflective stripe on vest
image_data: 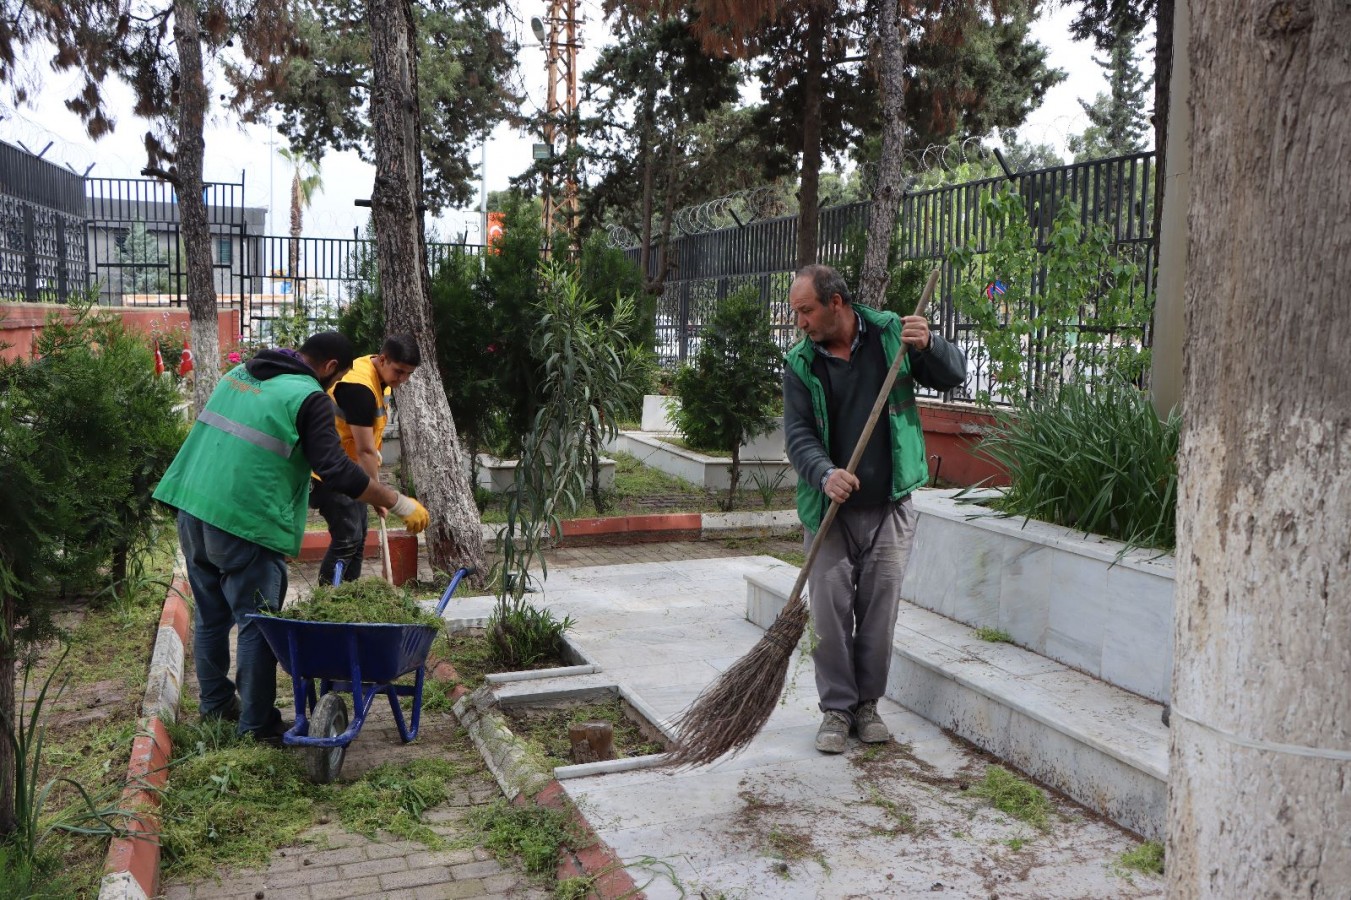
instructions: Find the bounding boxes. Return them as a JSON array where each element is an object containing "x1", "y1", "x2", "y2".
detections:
[{"x1": 198, "y1": 409, "x2": 297, "y2": 459}]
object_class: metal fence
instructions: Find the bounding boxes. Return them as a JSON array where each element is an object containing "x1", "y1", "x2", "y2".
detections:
[
  {"x1": 630, "y1": 151, "x2": 1157, "y2": 403},
  {"x1": 1, "y1": 140, "x2": 89, "y2": 302},
  {"x1": 1, "y1": 142, "x2": 483, "y2": 343}
]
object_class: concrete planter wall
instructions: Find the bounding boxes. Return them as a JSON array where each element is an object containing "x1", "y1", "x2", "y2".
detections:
[
  {"x1": 613, "y1": 431, "x2": 796, "y2": 492},
  {"x1": 475, "y1": 453, "x2": 616, "y2": 494},
  {"x1": 641, "y1": 394, "x2": 678, "y2": 433},
  {"x1": 902, "y1": 491, "x2": 1175, "y2": 703}
]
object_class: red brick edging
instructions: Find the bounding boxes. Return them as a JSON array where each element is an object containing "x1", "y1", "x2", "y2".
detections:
[
  {"x1": 434, "y1": 664, "x2": 641, "y2": 898},
  {"x1": 101, "y1": 576, "x2": 191, "y2": 900},
  {"x1": 530, "y1": 781, "x2": 645, "y2": 900}
]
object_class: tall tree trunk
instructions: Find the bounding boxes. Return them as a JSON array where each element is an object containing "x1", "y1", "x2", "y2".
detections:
[
  {"x1": 289, "y1": 172, "x2": 303, "y2": 311},
  {"x1": 856, "y1": 0, "x2": 906, "y2": 309},
  {"x1": 1169, "y1": 2, "x2": 1351, "y2": 895},
  {"x1": 366, "y1": 0, "x2": 485, "y2": 578},
  {"x1": 795, "y1": 2, "x2": 826, "y2": 268},
  {"x1": 637, "y1": 68, "x2": 659, "y2": 290},
  {"x1": 173, "y1": 0, "x2": 220, "y2": 414},
  {"x1": 1150, "y1": 0, "x2": 1174, "y2": 259}
]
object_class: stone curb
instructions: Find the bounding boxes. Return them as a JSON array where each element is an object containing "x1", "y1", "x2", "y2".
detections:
[
  {"x1": 98, "y1": 576, "x2": 191, "y2": 900},
  {"x1": 452, "y1": 686, "x2": 644, "y2": 899},
  {"x1": 477, "y1": 509, "x2": 798, "y2": 548}
]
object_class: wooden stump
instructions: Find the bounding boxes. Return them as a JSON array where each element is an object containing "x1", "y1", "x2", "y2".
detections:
[{"x1": 568, "y1": 721, "x2": 615, "y2": 764}]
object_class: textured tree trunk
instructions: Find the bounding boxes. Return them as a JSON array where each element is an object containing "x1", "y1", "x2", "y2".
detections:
[
  {"x1": 1150, "y1": 0, "x2": 1174, "y2": 260},
  {"x1": 289, "y1": 172, "x2": 303, "y2": 310},
  {"x1": 366, "y1": 0, "x2": 485, "y2": 578},
  {"x1": 856, "y1": 0, "x2": 906, "y2": 309},
  {"x1": 1169, "y1": 1, "x2": 1351, "y2": 895},
  {"x1": 795, "y1": 2, "x2": 826, "y2": 268},
  {"x1": 173, "y1": 0, "x2": 221, "y2": 413}
]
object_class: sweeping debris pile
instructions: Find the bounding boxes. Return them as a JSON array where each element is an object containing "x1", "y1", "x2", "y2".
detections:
[{"x1": 279, "y1": 579, "x2": 443, "y2": 627}]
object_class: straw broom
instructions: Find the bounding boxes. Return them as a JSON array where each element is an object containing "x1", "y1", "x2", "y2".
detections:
[{"x1": 664, "y1": 269, "x2": 941, "y2": 769}]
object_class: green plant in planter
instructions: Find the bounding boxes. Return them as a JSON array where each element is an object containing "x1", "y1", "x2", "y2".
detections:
[
  {"x1": 673, "y1": 286, "x2": 782, "y2": 510},
  {"x1": 949, "y1": 186, "x2": 1151, "y2": 403},
  {"x1": 977, "y1": 379, "x2": 1179, "y2": 551},
  {"x1": 488, "y1": 263, "x2": 643, "y2": 666}
]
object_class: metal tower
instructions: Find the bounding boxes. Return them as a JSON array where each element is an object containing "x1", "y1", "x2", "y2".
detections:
[{"x1": 535, "y1": 0, "x2": 580, "y2": 252}]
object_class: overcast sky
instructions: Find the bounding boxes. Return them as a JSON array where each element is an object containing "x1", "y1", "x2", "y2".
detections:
[{"x1": 1, "y1": 4, "x2": 1122, "y2": 243}]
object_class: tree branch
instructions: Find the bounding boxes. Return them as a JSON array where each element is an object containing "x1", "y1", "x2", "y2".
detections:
[{"x1": 141, "y1": 166, "x2": 181, "y2": 187}]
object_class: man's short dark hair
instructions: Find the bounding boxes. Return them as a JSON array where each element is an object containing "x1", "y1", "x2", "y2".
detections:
[
  {"x1": 299, "y1": 331, "x2": 356, "y2": 373},
  {"x1": 796, "y1": 264, "x2": 852, "y2": 306},
  {"x1": 381, "y1": 334, "x2": 422, "y2": 367}
]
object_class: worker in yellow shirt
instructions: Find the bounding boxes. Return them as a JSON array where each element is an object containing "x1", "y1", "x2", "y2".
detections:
[{"x1": 310, "y1": 334, "x2": 420, "y2": 584}]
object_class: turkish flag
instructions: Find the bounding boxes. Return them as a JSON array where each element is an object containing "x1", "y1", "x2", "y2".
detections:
[
  {"x1": 178, "y1": 342, "x2": 194, "y2": 376},
  {"x1": 154, "y1": 344, "x2": 165, "y2": 376}
]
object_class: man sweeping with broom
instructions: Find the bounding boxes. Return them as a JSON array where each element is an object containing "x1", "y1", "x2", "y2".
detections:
[{"x1": 783, "y1": 264, "x2": 966, "y2": 753}]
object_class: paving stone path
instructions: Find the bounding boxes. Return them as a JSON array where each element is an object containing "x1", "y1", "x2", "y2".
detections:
[{"x1": 160, "y1": 539, "x2": 795, "y2": 900}]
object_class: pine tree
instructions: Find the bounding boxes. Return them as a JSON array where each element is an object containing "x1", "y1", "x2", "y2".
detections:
[
  {"x1": 117, "y1": 219, "x2": 171, "y2": 294},
  {"x1": 1068, "y1": 24, "x2": 1154, "y2": 160}
]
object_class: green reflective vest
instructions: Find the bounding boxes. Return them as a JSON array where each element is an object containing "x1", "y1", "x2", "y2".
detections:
[
  {"x1": 153, "y1": 364, "x2": 324, "y2": 556},
  {"x1": 785, "y1": 304, "x2": 929, "y2": 532}
]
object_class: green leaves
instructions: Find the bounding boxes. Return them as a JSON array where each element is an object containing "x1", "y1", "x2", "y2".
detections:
[
  {"x1": 977, "y1": 380, "x2": 1179, "y2": 551},
  {"x1": 949, "y1": 185, "x2": 1151, "y2": 403}
]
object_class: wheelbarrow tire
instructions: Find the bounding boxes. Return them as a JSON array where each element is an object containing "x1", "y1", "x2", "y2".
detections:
[{"x1": 305, "y1": 693, "x2": 349, "y2": 784}]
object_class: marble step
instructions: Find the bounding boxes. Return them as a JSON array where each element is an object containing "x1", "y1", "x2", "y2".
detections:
[{"x1": 746, "y1": 568, "x2": 1169, "y2": 840}]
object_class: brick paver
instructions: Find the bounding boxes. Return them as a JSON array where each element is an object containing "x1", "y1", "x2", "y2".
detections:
[{"x1": 162, "y1": 537, "x2": 799, "y2": 899}]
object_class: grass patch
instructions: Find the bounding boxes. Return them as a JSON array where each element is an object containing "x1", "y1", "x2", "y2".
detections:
[
  {"x1": 501, "y1": 698, "x2": 667, "y2": 768},
  {"x1": 8, "y1": 538, "x2": 179, "y2": 898},
  {"x1": 968, "y1": 765, "x2": 1051, "y2": 830},
  {"x1": 464, "y1": 800, "x2": 586, "y2": 883},
  {"x1": 278, "y1": 579, "x2": 444, "y2": 627},
  {"x1": 1115, "y1": 840, "x2": 1165, "y2": 876},
  {"x1": 330, "y1": 757, "x2": 476, "y2": 847},
  {"x1": 975, "y1": 627, "x2": 1013, "y2": 643}
]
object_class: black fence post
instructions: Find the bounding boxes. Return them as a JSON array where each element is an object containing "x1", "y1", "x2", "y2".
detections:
[{"x1": 22, "y1": 205, "x2": 37, "y2": 300}]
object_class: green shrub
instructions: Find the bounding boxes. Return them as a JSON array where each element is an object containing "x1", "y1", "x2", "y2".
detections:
[
  {"x1": 673, "y1": 286, "x2": 782, "y2": 509},
  {"x1": 0, "y1": 303, "x2": 186, "y2": 605},
  {"x1": 949, "y1": 186, "x2": 1151, "y2": 403},
  {"x1": 977, "y1": 379, "x2": 1178, "y2": 550}
]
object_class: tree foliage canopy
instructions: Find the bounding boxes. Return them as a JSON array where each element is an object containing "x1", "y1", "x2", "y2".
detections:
[{"x1": 227, "y1": 0, "x2": 520, "y2": 212}]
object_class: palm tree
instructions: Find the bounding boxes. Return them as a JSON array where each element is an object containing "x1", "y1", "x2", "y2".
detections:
[{"x1": 277, "y1": 148, "x2": 323, "y2": 308}]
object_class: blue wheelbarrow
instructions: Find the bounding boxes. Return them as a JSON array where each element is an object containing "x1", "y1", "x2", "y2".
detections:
[{"x1": 247, "y1": 567, "x2": 473, "y2": 783}]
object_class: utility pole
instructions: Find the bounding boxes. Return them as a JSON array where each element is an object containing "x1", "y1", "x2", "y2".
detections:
[{"x1": 535, "y1": 0, "x2": 580, "y2": 255}]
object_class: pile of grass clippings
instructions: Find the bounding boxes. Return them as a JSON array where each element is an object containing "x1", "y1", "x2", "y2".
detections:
[
  {"x1": 969, "y1": 765, "x2": 1052, "y2": 830},
  {"x1": 159, "y1": 720, "x2": 318, "y2": 881},
  {"x1": 278, "y1": 579, "x2": 444, "y2": 627}
]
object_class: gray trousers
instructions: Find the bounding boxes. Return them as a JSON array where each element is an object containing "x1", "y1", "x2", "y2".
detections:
[{"x1": 805, "y1": 495, "x2": 918, "y2": 715}]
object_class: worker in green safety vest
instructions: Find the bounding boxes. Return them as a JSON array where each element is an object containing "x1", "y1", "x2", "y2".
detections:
[{"x1": 154, "y1": 331, "x2": 430, "y2": 745}]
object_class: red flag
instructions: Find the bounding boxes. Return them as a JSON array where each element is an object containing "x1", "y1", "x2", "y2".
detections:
[
  {"x1": 154, "y1": 343, "x2": 165, "y2": 376},
  {"x1": 178, "y1": 341, "x2": 194, "y2": 376}
]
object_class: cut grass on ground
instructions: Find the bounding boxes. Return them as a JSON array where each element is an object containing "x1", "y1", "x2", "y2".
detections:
[
  {"x1": 968, "y1": 765, "x2": 1052, "y2": 830},
  {"x1": 1115, "y1": 840, "x2": 1165, "y2": 877}
]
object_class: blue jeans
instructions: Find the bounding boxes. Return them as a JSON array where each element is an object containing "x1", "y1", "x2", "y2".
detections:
[
  {"x1": 177, "y1": 510, "x2": 288, "y2": 735},
  {"x1": 310, "y1": 481, "x2": 368, "y2": 585}
]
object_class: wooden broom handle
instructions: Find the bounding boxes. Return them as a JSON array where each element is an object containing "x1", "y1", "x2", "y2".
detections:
[{"x1": 787, "y1": 268, "x2": 941, "y2": 602}]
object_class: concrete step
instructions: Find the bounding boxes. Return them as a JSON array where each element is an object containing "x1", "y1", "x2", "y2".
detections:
[{"x1": 746, "y1": 567, "x2": 1169, "y2": 840}]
